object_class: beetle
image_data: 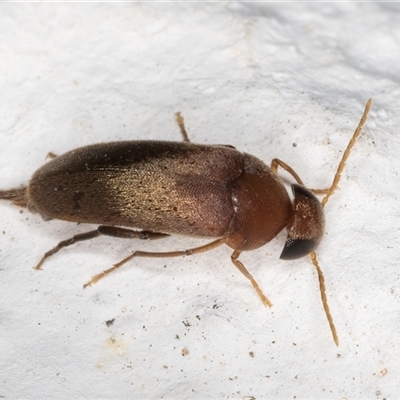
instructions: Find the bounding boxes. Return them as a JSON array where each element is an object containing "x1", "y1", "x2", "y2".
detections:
[{"x1": 0, "y1": 99, "x2": 372, "y2": 345}]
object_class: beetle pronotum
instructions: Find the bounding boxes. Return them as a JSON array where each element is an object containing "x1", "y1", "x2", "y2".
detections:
[{"x1": 0, "y1": 99, "x2": 372, "y2": 345}]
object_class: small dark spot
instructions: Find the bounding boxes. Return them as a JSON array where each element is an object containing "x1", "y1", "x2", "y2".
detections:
[
  {"x1": 105, "y1": 318, "x2": 115, "y2": 327},
  {"x1": 182, "y1": 320, "x2": 191, "y2": 327},
  {"x1": 139, "y1": 232, "x2": 150, "y2": 239},
  {"x1": 72, "y1": 191, "x2": 85, "y2": 210},
  {"x1": 249, "y1": 351, "x2": 255, "y2": 358},
  {"x1": 181, "y1": 347, "x2": 189, "y2": 356}
]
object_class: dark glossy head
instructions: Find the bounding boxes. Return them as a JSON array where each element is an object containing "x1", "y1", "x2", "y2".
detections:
[{"x1": 280, "y1": 184, "x2": 325, "y2": 260}]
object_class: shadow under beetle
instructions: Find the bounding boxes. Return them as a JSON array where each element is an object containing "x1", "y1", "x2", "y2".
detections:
[{"x1": 0, "y1": 99, "x2": 372, "y2": 345}]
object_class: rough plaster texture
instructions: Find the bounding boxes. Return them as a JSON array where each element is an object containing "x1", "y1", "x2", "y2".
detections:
[{"x1": 1, "y1": 3, "x2": 399, "y2": 399}]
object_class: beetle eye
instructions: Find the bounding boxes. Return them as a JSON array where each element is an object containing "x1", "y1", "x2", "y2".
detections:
[{"x1": 280, "y1": 184, "x2": 325, "y2": 260}]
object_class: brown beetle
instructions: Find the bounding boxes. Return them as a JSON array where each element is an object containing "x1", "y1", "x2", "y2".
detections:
[{"x1": 0, "y1": 99, "x2": 372, "y2": 345}]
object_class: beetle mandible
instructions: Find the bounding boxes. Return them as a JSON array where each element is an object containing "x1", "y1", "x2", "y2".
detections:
[{"x1": 0, "y1": 99, "x2": 372, "y2": 345}]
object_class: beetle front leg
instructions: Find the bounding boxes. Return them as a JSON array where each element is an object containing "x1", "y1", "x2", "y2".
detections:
[
  {"x1": 230, "y1": 250, "x2": 272, "y2": 307},
  {"x1": 271, "y1": 158, "x2": 305, "y2": 186},
  {"x1": 271, "y1": 159, "x2": 333, "y2": 197}
]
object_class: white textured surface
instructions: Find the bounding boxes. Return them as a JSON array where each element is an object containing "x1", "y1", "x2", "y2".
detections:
[{"x1": 1, "y1": 3, "x2": 399, "y2": 399}]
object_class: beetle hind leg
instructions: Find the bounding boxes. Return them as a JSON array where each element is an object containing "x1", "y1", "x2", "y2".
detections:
[{"x1": 34, "y1": 226, "x2": 170, "y2": 270}]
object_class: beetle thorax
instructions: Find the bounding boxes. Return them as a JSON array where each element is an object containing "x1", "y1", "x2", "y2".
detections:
[{"x1": 224, "y1": 154, "x2": 292, "y2": 252}]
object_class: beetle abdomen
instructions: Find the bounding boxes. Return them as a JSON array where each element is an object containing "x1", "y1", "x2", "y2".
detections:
[{"x1": 27, "y1": 141, "x2": 245, "y2": 237}]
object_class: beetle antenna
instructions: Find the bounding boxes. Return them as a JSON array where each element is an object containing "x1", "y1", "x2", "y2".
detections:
[
  {"x1": 310, "y1": 251, "x2": 339, "y2": 345},
  {"x1": 321, "y1": 98, "x2": 372, "y2": 206},
  {"x1": 309, "y1": 99, "x2": 372, "y2": 346}
]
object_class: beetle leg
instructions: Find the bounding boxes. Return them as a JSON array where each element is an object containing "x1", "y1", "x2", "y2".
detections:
[
  {"x1": 97, "y1": 226, "x2": 169, "y2": 240},
  {"x1": 83, "y1": 238, "x2": 225, "y2": 288},
  {"x1": 35, "y1": 230, "x2": 102, "y2": 270},
  {"x1": 175, "y1": 112, "x2": 191, "y2": 142},
  {"x1": 230, "y1": 250, "x2": 272, "y2": 307},
  {"x1": 271, "y1": 158, "x2": 305, "y2": 186},
  {"x1": 46, "y1": 152, "x2": 58, "y2": 160},
  {"x1": 34, "y1": 227, "x2": 170, "y2": 270}
]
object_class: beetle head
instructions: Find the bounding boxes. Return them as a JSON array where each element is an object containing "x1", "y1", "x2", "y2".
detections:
[{"x1": 280, "y1": 184, "x2": 325, "y2": 260}]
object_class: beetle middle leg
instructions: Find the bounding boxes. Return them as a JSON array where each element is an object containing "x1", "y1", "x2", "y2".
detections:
[
  {"x1": 84, "y1": 240, "x2": 272, "y2": 308},
  {"x1": 34, "y1": 226, "x2": 170, "y2": 270},
  {"x1": 83, "y1": 238, "x2": 225, "y2": 288}
]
